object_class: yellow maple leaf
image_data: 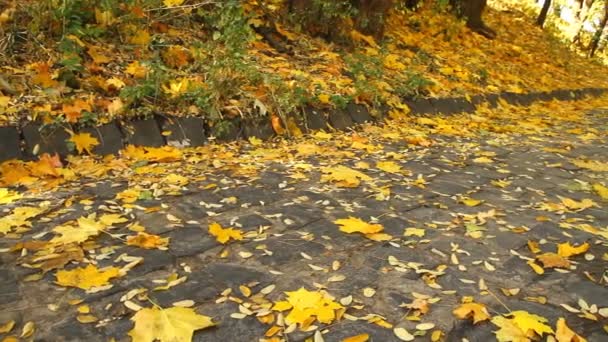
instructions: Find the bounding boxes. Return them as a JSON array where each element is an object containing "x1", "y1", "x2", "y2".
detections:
[
  {"x1": 453, "y1": 302, "x2": 491, "y2": 324},
  {"x1": 376, "y1": 161, "x2": 402, "y2": 173},
  {"x1": 491, "y1": 316, "x2": 529, "y2": 342},
  {"x1": 334, "y1": 217, "x2": 384, "y2": 235},
  {"x1": 127, "y1": 232, "x2": 169, "y2": 249},
  {"x1": 69, "y1": 133, "x2": 99, "y2": 155},
  {"x1": 560, "y1": 197, "x2": 596, "y2": 211},
  {"x1": 0, "y1": 188, "x2": 21, "y2": 205},
  {"x1": 321, "y1": 165, "x2": 371, "y2": 188},
  {"x1": 557, "y1": 242, "x2": 589, "y2": 258},
  {"x1": 509, "y1": 311, "x2": 553, "y2": 337},
  {"x1": 129, "y1": 29, "x2": 151, "y2": 45},
  {"x1": 163, "y1": 78, "x2": 190, "y2": 98},
  {"x1": 125, "y1": 61, "x2": 149, "y2": 78},
  {"x1": 592, "y1": 183, "x2": 608, "y2": 200},
  {"x1": 51, "y1": 216, "x2": 106, "y2": 245},
  {"x1": 55, "y1": 264, "x2": 120, "y2": 290},
  {"x1": 208, "y1": 222, "x2": 243, "y2": 244},
  {"x1": 163, "y1": 0, "x2": 185, "y2": 7},
  {"x1": 129, "y1": 306, "x2": 214, "y2": 342},
  {"x1": 318, "y1": 93, "x2": 331, "y2": 104},
  {"x1": 571, "y1": 159, "x2": 608, "y2": 172},
  {"x1": 555, "y1": 318, "x2": 587, "y2": 342},
  {"x1": 272, "y1": 288, "x2": 343, "y2": 326}
]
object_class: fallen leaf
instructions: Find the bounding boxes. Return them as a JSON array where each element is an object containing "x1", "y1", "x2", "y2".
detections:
[
  {"x1": 453, "y1": 302, "x2": 490, "y2": 323},
  {"x1": 56, "y1": 264, "x2": 120, "y2": 290},
  {"x1": 557, "y1": 242, "x2": 589, "y2": 258},
  {"x1": 129, "y1": 306, "x2": 214, "y2": 342},
  {"x1": 555, "y1": 317, "x2": 587, "y2": 342},
  {"x1": 208, "y1": 222, "x2": 243, "y2": 244},
  {"x1": 69, "y1": 133, "x2": 99, "y2": 155}
]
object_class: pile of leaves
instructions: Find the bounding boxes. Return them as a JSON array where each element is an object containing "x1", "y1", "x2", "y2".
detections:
[{"x1": 1, "y1": 0, "x2": 607, "y2": 130}]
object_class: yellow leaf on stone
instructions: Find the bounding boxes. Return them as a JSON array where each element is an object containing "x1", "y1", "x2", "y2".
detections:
[
  {"x1": 404, "y1": 228, "x2": 425, "y2": 237},
  {"x1": 0, "y1": 188, "x2": 21, "y2": 205},
  {"x1": 342, "y1": 333, "x2": 369, "y2": 342},
  {"x1": 557, "y1": 242, "x2": 589, "y2": 258},
  {"x1": 453, "y1": 302, "x2": 490, "y2": 324},
  {"x1": 473, "y1": 156, "x2": 493, "y2": 164},
  {"x1": 208, "y1": 222, "x2": 243, "y2": 244},
  {"x1": 321, "y1": 165, "x2": 371, "y2": 188},
  {"x1": 461, "y1": 198, "x2": 483, "y2": 207},
  {"x1": 555, "y1": 317, "x2": 587, "y2": 342},
  {"x1": 165, "y1": 173, "x2": 189, "y2": 186},
  {"x1": 51, "y1": 216, "x2": 106, "y2": 245},
  {"x1": 56, "y1": 264, "x2": 120, "y2": 290},
  {"x1": 127, "y1": 232, "x2": 169, "y2": 249},
  {"x1": 527, "y1": 260, "x2": 545, "y2": 275},
  {"x1": 273, "y1": 288, "x2": 343, "y2": 326},
  {"x1": 334, "y1": 217, "x2": 383, "y2": 235},
  {"x1": 491, "y1": 316, "x2": 528, "y2": 342},
  {"x1": 592, "y1": 183, "x2": 608, "y2": 200},
  {"x1": 571, "y1": 159, "x2": 608, "y2": 172},
  {"x1": 69, "y1": 133, "x2": 99, "y2": 155},
  {"x1": 128, "y1": 306, "x2": 214, "y2": 342},
  {"x1": 560, "y1": 197, "x2": 596, "y2": 211},
  {"x1": 0, "y1": 320, "x2": 15, "y2": 333},
  {"x1": 376, "y1": 161, "x2": 402, "y2": 173},
  {"x1": 510, "y1": 310, "x2": 554, "y2": 336}
]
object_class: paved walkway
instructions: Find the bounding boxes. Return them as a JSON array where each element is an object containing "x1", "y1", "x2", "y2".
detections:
[{"x1": 1, "y1": 100, "x2": 608, "y2": 341}]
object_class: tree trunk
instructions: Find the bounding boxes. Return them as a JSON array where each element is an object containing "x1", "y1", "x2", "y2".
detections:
[
  {"x1": 588, "y1": 2, "x2": 608, "y2": 57},
  {"x1": 571, "y1": 0, "x2": 596, "y2": 46},
  {"x1": 451, "y1": 0, "x2": 495, "y2": 38},
  {"x1": 536, "y1": 0, "x2": 551, "y2": 27}
]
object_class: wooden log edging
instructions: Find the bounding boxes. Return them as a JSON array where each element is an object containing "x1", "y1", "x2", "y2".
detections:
[{"x1": 0, "y1": 87, "x2": 605, "y2": 162}]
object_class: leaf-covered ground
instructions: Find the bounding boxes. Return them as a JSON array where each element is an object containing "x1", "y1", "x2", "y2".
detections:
[
  {"x1": 2, "y1": 1, "x2": 608, "y2": 129},
  {"x1": 1, "y1": 96, "x2": 608, "y2": 341}
]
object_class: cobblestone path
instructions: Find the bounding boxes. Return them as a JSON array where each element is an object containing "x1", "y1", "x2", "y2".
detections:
[{"x1": 1, "y1": 100, "x2": 608, "y2": 341}]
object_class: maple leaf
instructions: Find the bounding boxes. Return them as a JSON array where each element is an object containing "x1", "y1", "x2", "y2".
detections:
[
  {"x1": 334, "y1": 217, "x2": 384, "y2": 235},
  {"x1": 128, "y1": 28, "x2": 151, "y2": 45},
  {"x1": 555, "y1": 318, "x2": 587, "y2": 342},
  {"x1": 162, "y1": 45, "x2": 191, "y2": 68},
  {"x1": 321, "y1": 165, "x2": 372, "y2": 188},
  {"x1": 376, "y1": 161, "x2": 402, "y2": 173},
  {"x1": 272, "y1": 287, "x2": 343, "y2": 326},
  {"x1": 69, "y1": 132, "x2": 99, "y2": 155},
  {"x1": 491, "y1": 316, "x2": 529, "y2": 342},
  {"x1": 343, "y1": 334, "x2": 370, "y2": 342},
  {"x1": 63, "y1": 99, "x2": 93, "y2": 123},
  {"x1": 87, "y1": 46, "x2": 111, "y2": 64},
  {"x1": 208, "y1": 222, "x2": 243, "y2": 244},
  {"x1": 127, "y1": 232, "x2": 170, "y2": 249},
  {"x1": 50, "y1": 216, "x2": 106, "y2": 245},
  {"x1": 30, "y1": 62, "x2": 58, "y2": 88},
  {"x1": 163, "y1": 78, "x2": 190, "y2": 97},
  {"x1": 536, "y1": 253, "x2": 570, "y2": 268},
  {"x1": 129, "y1": 306, "x2": 214, "y2": 342},
  {"x1": 571, "y1": 159, "x2": 608, "y2": 172},
  {"x1": 453, "y1": 302, "x2": 491, "y2": 324},
  {"x1": 557, "y1": 242, "x2": 589, "y2": 258},
  {"x1": 125, "y1": 61, "x2": 149, "y2": 78},
  {"x1": 0, "y1": 188, "x2": 21, "y2": 204},
  {"x1": 592, "y1": 183, "x2": 608, "y2": 200},
  {"x1": 559, "y1": 197, "x2": 597, "y2": 211},
  {"x1": 0, "y1": 205, "x2": 46, "y2": 234},
  {"x1": 509, "y1": 311, "x2": 553, "y2": 337},
  {"x1": 55, "y1": 264, "x2": 120, "y2": 290}
]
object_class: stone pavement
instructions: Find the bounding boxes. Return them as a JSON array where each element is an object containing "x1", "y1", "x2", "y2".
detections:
[{"x1": 1, "y1": 101, "x2": 608, "y2": 341}]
